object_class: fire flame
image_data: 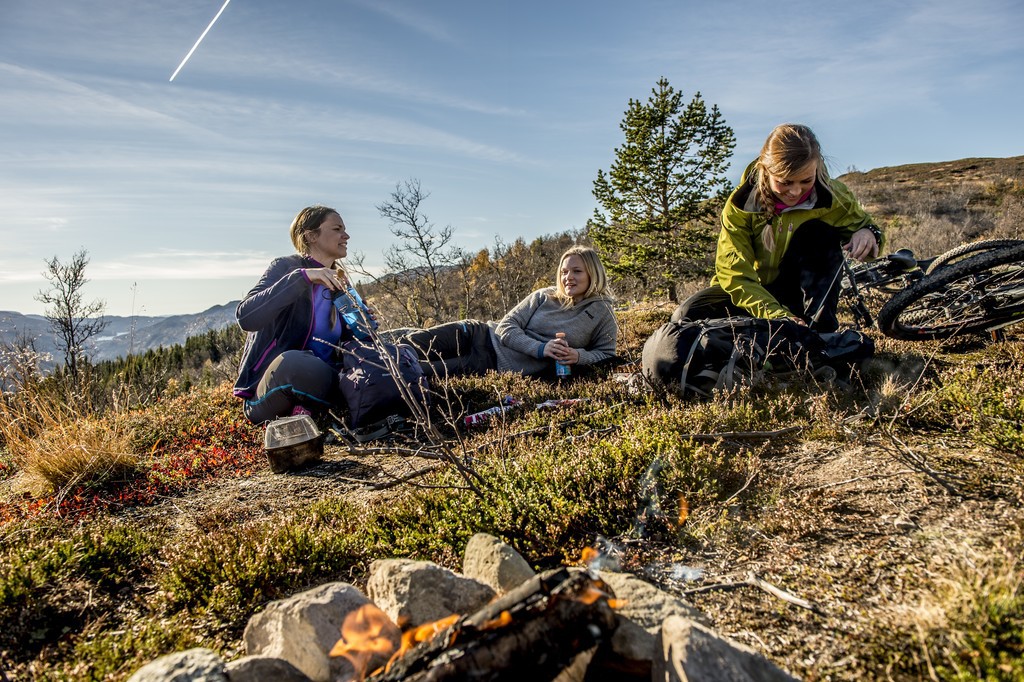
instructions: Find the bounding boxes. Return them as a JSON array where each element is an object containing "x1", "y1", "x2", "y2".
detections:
[
  {"x1": 330, "y1": 604, "x2": 400, "y2": 681},
  {"x1": 576, "y1": 580, "x2": 625, "y2": 609},
  {"x1": 479, "y1": 609, "x2": 513, "y2": 630},
  {"x1": 388, "y1": 613, "x2": 461, "y2": 668},
  {"x1": 677, "y1": 494, "x2": 689, "y2": 526},
  {"x1": 578, "y1": 585, "x2": 605, "y2": 605}
]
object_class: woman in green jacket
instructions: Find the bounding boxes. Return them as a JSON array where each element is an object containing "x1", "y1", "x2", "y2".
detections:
[{"x1": 672, "y1": 123, "x2": 883, "y2": 332}]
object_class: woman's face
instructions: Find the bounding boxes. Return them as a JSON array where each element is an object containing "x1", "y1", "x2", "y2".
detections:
[
  {"x1": 307, "y1": 213, "x2": 349, "y2": 262},
  {"x1": 768, "y1": 160, "x2": 817, "y2": 207},
  {"x1": 560, "y1": 254, "x2": 590, "y2": 302}
]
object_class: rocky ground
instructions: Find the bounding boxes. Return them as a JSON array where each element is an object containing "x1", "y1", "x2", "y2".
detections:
[{"x1": 120, "y1": 419, "x2": 1023, "y2": 681}]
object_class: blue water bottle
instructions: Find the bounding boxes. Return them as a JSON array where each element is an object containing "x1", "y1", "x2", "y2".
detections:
[
  {"x1": 554, "y1": 332, "x2": 571, "y2": 377},
  {"x1": 343, "y1": 285, "x2": 378, "y2": 331}
]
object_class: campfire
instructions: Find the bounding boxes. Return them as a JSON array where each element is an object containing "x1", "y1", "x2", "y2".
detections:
[
  {"x1": 124, "y1": 532, "x2": 802, "y2": 681},
  {"x1": 331, "y1": 567, "x2": 621, "y2": 682}
]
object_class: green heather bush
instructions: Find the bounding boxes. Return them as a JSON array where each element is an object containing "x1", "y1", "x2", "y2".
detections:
[
  {"x1": 158, "y1": 499, "x2": 367, "y2": 621},
  {"x1": 362, "y1": 398, "x2": 773, "y2": 567},
  {"x1": 915, "y1": 343, "x2": 1024, "y2": 453},
  {"x1": 0, "y1": 521, "x2": 156, "y2": 663},
  {"x1": 66, "y1": 621, "x2": 204, "y2": 682}
]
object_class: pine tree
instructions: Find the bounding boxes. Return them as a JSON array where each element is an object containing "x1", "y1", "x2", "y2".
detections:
[{"x1": 589, "y1": 78, "x2": 735, "y2": 299}]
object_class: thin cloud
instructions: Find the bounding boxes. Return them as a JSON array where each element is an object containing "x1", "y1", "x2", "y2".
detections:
[
  {"x1": 0, "y1": 63, "x2": 223, "y2": 140},
  {"x1": 347, "y1": 0, "x2": 459, "y2": 46},
  {"x1": 90, "y1": 251, "x2": 274, "y2": 281}
]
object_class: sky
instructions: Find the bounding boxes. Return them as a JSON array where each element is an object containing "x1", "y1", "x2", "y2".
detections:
[{"x1": 2, "y1": 0, "x2": 1023, "y2": 318}]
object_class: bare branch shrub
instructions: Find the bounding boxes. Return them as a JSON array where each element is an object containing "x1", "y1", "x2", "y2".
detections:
[
  {"x1": 990, "y1": 193, "x2": 1024, "y2": 240},
  {"x1": 35, "y1": 249, "x2": 108, "y2": 384}
]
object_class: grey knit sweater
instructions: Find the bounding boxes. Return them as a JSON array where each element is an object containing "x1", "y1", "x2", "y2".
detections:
[{"x1": 489, "y1": 287, "x2": 618, "y2": 375}]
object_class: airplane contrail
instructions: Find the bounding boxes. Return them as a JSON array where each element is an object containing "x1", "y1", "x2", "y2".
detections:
[{"x1": 169, "y1": 0, "x2": 232, "y2": 82}]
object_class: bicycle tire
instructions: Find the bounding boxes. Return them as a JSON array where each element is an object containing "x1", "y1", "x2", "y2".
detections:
[
  {"x1": 925, "y1": 238, "x2": 1024, "y2": 275},
  {"x1": 877, "y1": 242, "x2": 1024, "y2": 340}
]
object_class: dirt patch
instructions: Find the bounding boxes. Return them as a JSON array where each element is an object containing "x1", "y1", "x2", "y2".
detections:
[
  {"x1": 120, "y1": 443, "x2": 434, "y2": 534},
  {"x1": 636, "y1": 434, "x2": 1024, "y2": 680}
]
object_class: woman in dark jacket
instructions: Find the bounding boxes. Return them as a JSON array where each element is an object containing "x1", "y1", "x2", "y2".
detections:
[{"x1": 234, "y1": 205, "x2": 374, "y2": 424}]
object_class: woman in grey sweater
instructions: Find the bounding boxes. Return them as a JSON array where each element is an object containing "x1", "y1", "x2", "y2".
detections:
[{"x1": 396, "y1": 246, "x2": 618, "y2": 380}]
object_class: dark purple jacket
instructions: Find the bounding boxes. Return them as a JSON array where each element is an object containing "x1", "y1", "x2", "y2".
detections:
[{"x1": 233, "y1": 255, "x2": 319, "y2": 398}]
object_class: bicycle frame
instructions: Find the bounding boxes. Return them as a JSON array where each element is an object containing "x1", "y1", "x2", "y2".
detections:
[
  {"x1": 840, "y1": 249, "x2": 926, "y2": 330},
  {"x1": 842, "y1": 241, "x2": 1024, "y2": 340}
]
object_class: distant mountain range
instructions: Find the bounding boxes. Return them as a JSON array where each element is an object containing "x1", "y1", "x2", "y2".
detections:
[{"x1": 0, "y1": 302, "x2": 240, "y2": 367}]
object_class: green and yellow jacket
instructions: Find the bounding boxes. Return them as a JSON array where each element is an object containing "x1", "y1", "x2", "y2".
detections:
[{"x1": 712, "y1": 160, "x2": 883, "y2": 319}]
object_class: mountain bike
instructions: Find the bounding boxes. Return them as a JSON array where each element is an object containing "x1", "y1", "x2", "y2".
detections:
[{"x1": 840, "y1": 239, "x2": 1024, "y2": 341}]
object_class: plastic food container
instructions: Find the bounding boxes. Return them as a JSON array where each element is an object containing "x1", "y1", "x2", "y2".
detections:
[{"x1": 264, "y1": 414, "x2": 324, "y2": 473}]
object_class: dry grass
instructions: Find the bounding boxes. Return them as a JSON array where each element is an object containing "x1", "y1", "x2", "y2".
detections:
[
  {"x1": 899, "y1": 524, "x2": 1024, "y2": 678},
  {"x1": 839, "y1": 157, "x2": 1024, "y2": 258},
  {"x1": 0, "y1": 362, "x2": 139, "y2": 499},
  {"x1": 13, "y1": 414, "x2": 139, "y2": 498}
]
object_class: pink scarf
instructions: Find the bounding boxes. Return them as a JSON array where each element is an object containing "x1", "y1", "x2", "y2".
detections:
[{"x1": 773, "y1": 187, "x2": 814, "y2": 215}]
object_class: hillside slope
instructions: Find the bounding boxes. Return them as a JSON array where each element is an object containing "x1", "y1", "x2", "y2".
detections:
[{"x1": 1, "y1": 156, "x2": 1023, "y2": 681}]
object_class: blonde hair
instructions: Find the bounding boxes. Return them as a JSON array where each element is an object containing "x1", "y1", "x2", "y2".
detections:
[
  {"x1": 553, "y1": 246, "x2": 612, "y2": 305},
  {"x1": 753, "y1": 124, "x2": 831, "y2": 220},
  {"x1": 289, "y1": 205, "x2": 340, "y2": 255}
]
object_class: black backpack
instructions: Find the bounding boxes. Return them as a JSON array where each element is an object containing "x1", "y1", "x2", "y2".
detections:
[
  {"x1": 338, "y1": 340, "x2": 430, "y2": 429},
  {"x1": 641, "y1": 317, "x2": 873, "y2": 398}
]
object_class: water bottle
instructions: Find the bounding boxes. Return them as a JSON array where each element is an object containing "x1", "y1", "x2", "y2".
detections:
[
  {"x1": 554, "y1": 332, "x2": 571, "y2": 377},
  {"x1": 341, "y1": 285, "x2": 378, "y2": 330}
]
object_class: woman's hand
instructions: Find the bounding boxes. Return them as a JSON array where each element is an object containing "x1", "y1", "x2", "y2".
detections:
[
  {"x1": 364, "y1": 301, "x2": 380, "y2": 325},
  {"x1": 544, "y1": 337, "x2": 580, "y2": 365},
  {"x1": 845, "y1": 228, "x2": 880, "y2": 262},
  {"x1": 303, "y1": 267, "x2": 345, "y2": 291}
]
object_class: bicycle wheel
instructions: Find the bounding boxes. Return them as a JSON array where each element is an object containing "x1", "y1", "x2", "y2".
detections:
[
  {"x1": 925, "y1": 239, "x2": 1024, "y2": 275},
  {"x1": 877, "y1": 242, "x2": 1024, "y2": 340}
]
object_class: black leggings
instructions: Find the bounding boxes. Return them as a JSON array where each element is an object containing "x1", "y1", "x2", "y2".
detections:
[
  {"x1": 243, "y1": 350, "x2": 337, "y2": 424},
  {"x1": 394, "y1": 319, "x2": 498, "y2": 378},
  {"x1": 672, "y1": 221, "x2": 845, "y2": 332}
]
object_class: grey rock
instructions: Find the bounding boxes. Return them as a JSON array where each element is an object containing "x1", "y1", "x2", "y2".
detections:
[
  {"x1": 225, "y1": 655, "x2": 312, "y2": 681},
  {"x1": 367, "y1": 558, "x2": 496, "y2": 627},
  {"x1": 126, "y1": 648, "x2": 227, "y2": 682},
  {"x1": 597, "y1": 571, "x2": 704, "y2": 663},
  {"x1": 462, "y1": 532, "x2": 536, "y2": 594},
  {"x1": 243, "y1": 582, "x2": 398, "y2": 682},
  {"x1": 654, "y1": 615, "x2": 800, "y2": 682}
]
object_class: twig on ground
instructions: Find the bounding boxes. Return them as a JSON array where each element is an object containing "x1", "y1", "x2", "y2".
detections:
[
  {"x1": 683, "y1": 571, "x2": 822, "y2": 614},
  {"x1": 802, "y1": 469, "x2": 917, "y2": 491},
  {"x1": 884, "y1": 432, "x2": 965, "y2": 498},
  {"x1": 369, "y1": 464, "x2": 443, "y2": 490},
  {"x1": 561, "y1": 426, "x2": 618, "y2": 444},
  {"x1": 341, "y1": 445, "x2": 448, "y2": 460},
  {"x1": 680, "y1": 426, "x2": 803, "y2": 441},
  {"x1": 722, "y1": 464, "x2": 761, "y2": 505},
  {"x1": 470, "y1": 400, "x2": 626, "y2": 453}
]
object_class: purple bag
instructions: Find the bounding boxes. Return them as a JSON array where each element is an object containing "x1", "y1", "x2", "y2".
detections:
[{"x1": 338, "y1": 341, "x2": 429, "y2": 428}]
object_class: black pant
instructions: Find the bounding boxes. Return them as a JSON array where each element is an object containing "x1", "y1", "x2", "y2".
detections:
[
  {"x1": 393, "y1": 320, "x2": 498, "y2": 378},
  {"x1": 243, "y1": 350, "x2": 337, "y2": 424},
  {"x1": 672, "y1": 220, "x2": 845, "y2": 332}
]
